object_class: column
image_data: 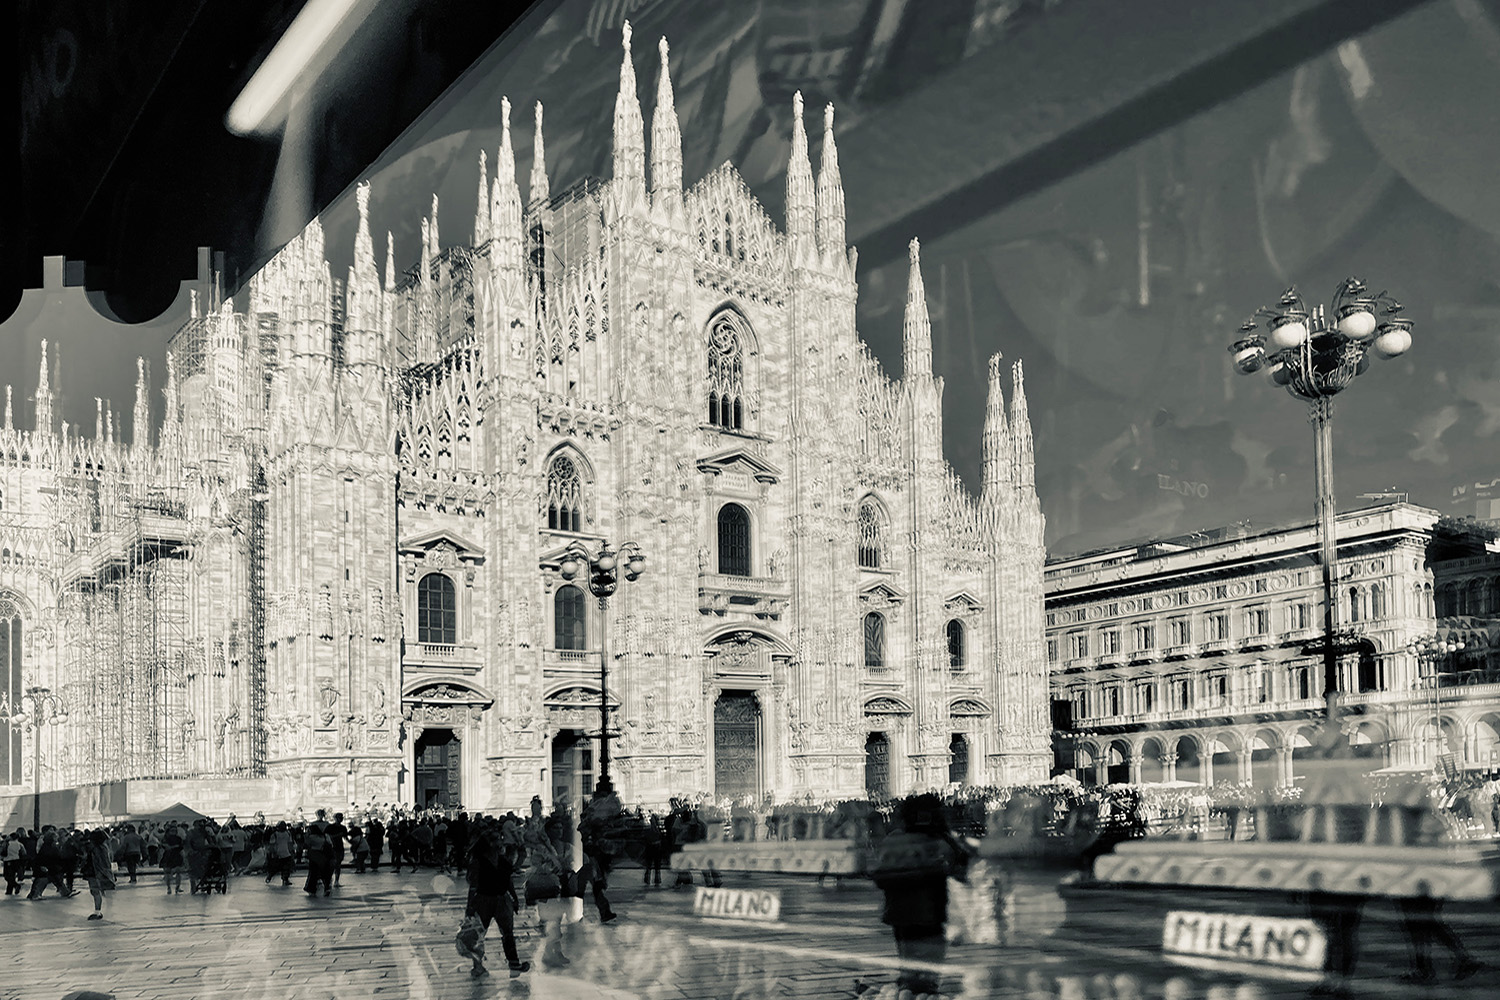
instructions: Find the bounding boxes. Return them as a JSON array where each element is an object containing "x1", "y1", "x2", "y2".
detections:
[
  {"x1": 1201, "y1": 752, "x2": 1214, "y2": 787},
  {"x1": 1277, "y1": 746, "x2": 1293, "y2": 787},
  {"x1": 1095, "y1": 756, "x2": 1108, "y2": 787},
  {"x1": 1237, "y1": 748, "x2": 1252, "y2": 784},
  {"x1": 1128, "y1": 752, "x2": 1143, "y2": 785},
  {"x1": 1162, "y1": 752, "x2": 1177, "y2": 783}
]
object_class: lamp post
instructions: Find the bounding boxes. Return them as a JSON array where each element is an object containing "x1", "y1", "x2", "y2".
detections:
[
  {"x1": 1409, "y1": 634, "x2": 1465, "y2": 768},
  {"x1": 1229, "y1": 279, "x2": 1413, "y2": 741},
  {"x1": 3, "y1": 686, "x2": 69, "y2": 833},
  {"x1": 560, "y1": 541, "x2": 646, "y2": 799}
]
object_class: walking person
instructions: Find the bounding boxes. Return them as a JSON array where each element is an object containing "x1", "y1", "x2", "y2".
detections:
[
  {"x1": 366, "y1": 817, "x2": 384, "y2": 873},
  {"x1": 116, "y1": 825, "x2": 145, "y2": 883},
  {"x1": 578, "y1": 792, "x2": 620, "y2": 923},
  {"x1": 265, "y1": 821, "x2": 294, "y2": 886},
  {"x1": 325, "y1": 813, "x2": 349, "y2": 887},
  {"x1": 160, "y1": 823, "x2": 187, "y2": 894},
  {"x1": 81, "y1": 829, "x2": 117, "y2": 921},
  {"x1": 25, "y1": 831, "x2": 74, "y2": 900},
  {"x1": 349, "y1": 827, "x2": 370, "y2": 873},
  {"x1": 865, "y1": 794, "x2": 967, "y2": 997},
  {"x1": 525, "y1": 823, "x2": 572, "y2": 969},
  {"x1": 2, "y1": 830, "x2": 29, "y2": 895},
  {"x1": 185, "y1": 820, "x2": 214, "y2": 894},
  {"x1": 642, "y1": 814, "x2": 664, "y2": 888},
  {"x1": 303, "y1": 819, "x2": 333, "y2": 897},
  {"x1": 465, "y1": 824, "x2": 530, "y2": 978}
]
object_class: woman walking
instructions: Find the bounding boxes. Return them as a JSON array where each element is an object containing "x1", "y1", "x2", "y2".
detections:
[{"x1": 81, "y1": 829, "x2": 117, "y2": 920}]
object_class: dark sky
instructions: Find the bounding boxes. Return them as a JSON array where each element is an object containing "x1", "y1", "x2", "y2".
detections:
[{"x1": 4, "y1": 0, "x2": 1498, "y2": 557}]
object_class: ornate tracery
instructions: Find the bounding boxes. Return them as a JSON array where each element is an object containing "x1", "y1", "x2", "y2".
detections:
[
  {"x1": 857, "y1": 499, "x2": 886, "y2": 569},
  {"x1": 707, "y1": 312, "x2": 746, "y2": 430},
  {"x1": 546, "y1": 454, "x2": 584, "y2": 532}
]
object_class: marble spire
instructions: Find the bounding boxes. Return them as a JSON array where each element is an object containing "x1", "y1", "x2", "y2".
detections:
[{"x1": 902, "y1": 238, "x2": 932, "y2": 381}]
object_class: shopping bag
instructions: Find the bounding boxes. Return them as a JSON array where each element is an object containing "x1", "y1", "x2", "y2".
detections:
[{"x1": 455, "y1": 913, "x2": 486, "y2": 960}]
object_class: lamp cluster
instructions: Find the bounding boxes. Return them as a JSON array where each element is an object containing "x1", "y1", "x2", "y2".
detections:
[
  {"x1": 560, "y1": 543, "x2": 647, "y2": 599},
  {"x1": 1229, "y1": 278, "x2": 1412, "y2": 400}
]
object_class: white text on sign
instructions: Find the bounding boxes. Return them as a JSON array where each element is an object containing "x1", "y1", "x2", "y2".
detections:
[{"x1": 692, "y1": 886, "x2": 782, "y2": 922}]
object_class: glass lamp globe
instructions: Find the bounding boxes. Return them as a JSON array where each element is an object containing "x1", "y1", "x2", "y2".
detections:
[
  {"x1": 1269, "y1": 315, "x2": 1309, "y2": 351},
  {"x1": 596, "y1": 554, "x2": 617, "y2": 571},
  {"x1": 1336, "y1": 305, "x2": 1378, "y2": 341},
  {"x1": 628, "y1": 557, "x2": 645, "y2": 575},
  {"x1": 1372, "y1": 322, "x2": 1412, "y2": 359},
  {"x1": 560, "y1": 559, "x2": 580, "y2": 578}
]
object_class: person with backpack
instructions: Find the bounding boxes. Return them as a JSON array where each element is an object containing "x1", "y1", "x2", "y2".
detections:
[
  {"x1": 116, "y1": 825, "x2": 145, "y2": 883},
  {"x1": 866, "y1": 794, "x2": 968, "y2": 997}
]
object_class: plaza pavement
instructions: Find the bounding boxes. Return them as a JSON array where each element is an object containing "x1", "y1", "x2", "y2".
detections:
[{"x1": 1, "y1": 866, "x2": 1492, "y2": 1000}]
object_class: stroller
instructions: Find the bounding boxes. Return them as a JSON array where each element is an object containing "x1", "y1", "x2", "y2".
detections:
[{"x1": 197, "y1": 852, "x2": 230, "y2": 894}]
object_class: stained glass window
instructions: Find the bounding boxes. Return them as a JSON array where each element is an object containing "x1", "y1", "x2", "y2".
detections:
[
  {"x1": 547, "y1": 455, "x2": 583, "y2": 532},
  {"x1": 718, "y1": 503, "x2": 751, "y2": 576},
  {"x1": 864, "y1": 612, "x2": 885, "y2": 668},
  {"x1": 555, "y1": 584, "x2": 588, "y2": 650}
]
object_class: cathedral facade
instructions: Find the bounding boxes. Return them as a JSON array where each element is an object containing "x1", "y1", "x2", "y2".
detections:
[{"x1": 0, "y1": 26, "x2": 1049, "y2": 816}]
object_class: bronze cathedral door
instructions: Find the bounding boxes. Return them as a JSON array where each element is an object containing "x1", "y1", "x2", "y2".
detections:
[
  {"x1": 713, "y1": 691, "x2": 761, "y2": 799},
  {"x1": 414, "y1": 729, "x2": 461, "y2": 808}
]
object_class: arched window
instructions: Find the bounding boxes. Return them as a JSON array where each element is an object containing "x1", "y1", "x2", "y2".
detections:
[
  {"x1": 707, "y1": 313, "x2": 746, "y2": 430},
  {"x1": 717, "y1": 503, "x2": 751, "y2": 576},
  {"x1": 864, "y1": 612, "x2": 886, "y2": 668},
  {"x1": 554, "y1": 584, "x2": 588, "y2": 650},
  {"x1": 949, "y1": 733, "x2": 970, "y2": 785},
  {"x1": 416, "y1": 573, "x2": 456, "y2": 645},
  {"x1": 1349, "y1": 587, "x2": 1361, "y2": 623},
  {"x1": 947, "y1": 619, "x2": 966, "y2": 669},
  {"x1": 1438, "y1": 584, "x2": 1457, "y2": 619},
  {"x1": 546, "y1": 455, "x2": 584, "y2": 532},
  {"x1": 857, "y1": 501, "x2": 884, "y2": 569},
  {"x1": 1369, "y1": 582, "x2": 1385, "y2": 620}
]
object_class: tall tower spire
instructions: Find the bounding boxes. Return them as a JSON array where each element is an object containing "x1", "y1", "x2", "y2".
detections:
[
  {"x1": 786, "y1": 92, "x2": 815, "y2": 257},
  {"x1": 903, "y1": 238, "x2": 933, "y2": 380},
  {"x1": 611, "y1": 20, "x2": 646, "y2": 214},
  {"x1": 816, "y1": 102, "x2": 846, "y2": 264},
  {"x1": 133, "y1": 357, "x2": 150, "y2": 448},
  {"x1": 492, "y1": 96, "x2": 524, "y2": 270},
  {"x1": 474, "y1": 149, "x2": 491, "y2": 247},
  {"x1": 347, "y1": 180, "x2": 381, "y2": 352},
  {"x1": 650, "y1": 36, "x2": 683, "y2": 214},
  {"x1": 981, "y1": 353, "x2": 1011, "y2": 500},
  {"x1": 4, "y1": 385, "x2": 12, "y2": 431},
  {"x1": 1010, "y1": 359, "x2": 1035, "y2": 489},
  {"x1": 428, "y1": 195, "x2": 440, "y2": 257},
  {"x1": 529, "y1": 101, "x2": 550, "y2": 207},
  {"x1": 34, "y1": 339, "x2": 53, "y2": 434},
  {"x1": 95, "y1": 397, "x2": 104, "y2": 442},
  {"x1": 385, "y1": 232, "x2": 396, "y2": 292}
]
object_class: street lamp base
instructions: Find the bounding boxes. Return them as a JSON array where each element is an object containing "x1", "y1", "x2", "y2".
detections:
[{"x1": 592, "y1": 776, "x2": 615, "y2": 799}]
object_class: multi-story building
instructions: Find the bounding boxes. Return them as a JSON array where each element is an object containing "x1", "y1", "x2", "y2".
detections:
[
  {"x1": 0, "y1": 26, "x2": 1050, "y2": 818},
  {"x1": 1046, "y1": 503, "x2": 1500, "y2": 788}
]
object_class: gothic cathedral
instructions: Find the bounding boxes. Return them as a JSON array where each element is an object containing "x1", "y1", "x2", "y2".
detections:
[{"x1": 0, "y1": 25, "x2": 1049, "y2": 815}]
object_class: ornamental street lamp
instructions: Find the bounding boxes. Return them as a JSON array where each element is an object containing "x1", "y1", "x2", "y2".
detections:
[
  {"x1": 560, "y1": 541, "x2": 646, "y2": 799},
  {"x1": 1409, "y1": 634, "x2": 1466, "y2": 768},
  {"x1": 2, "y1": 686, "x2": 69, "y2": 833},
  {"x1": 1229, "y1": 279, "x2": 1413, "y2": 742}
]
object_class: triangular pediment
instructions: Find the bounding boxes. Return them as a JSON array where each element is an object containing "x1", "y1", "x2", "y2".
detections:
[
  {"x1": 859, "y1": 581, "x2": 906, "y2": 604},
  {"x1": 696, "y1": 446, "x2": 783, "y2": 484},
  {"x1": 944, "y1": 590, "x2": 985, "y2": 614},
  {"x1": 398, "y1": 527, "x2": 485, "y2": 559}
]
